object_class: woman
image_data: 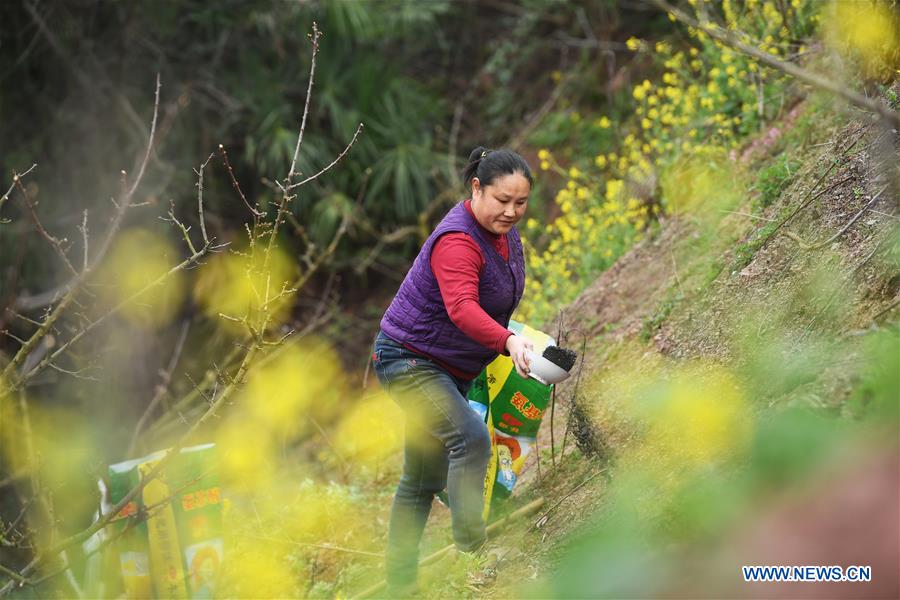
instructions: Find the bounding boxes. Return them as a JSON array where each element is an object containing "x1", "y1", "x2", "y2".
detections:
[{"x1": 371, "y1": 147, "x2": 534, "y2": 595}]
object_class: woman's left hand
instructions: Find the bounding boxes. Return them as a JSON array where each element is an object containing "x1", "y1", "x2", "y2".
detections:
[{"x1": 505, "y1": 334, "x2": 534, "y2": 378}]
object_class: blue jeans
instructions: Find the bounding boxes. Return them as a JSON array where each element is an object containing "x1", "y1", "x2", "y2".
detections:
[{"x1": 372, "y1": 330, "x2": 491, "y2": 589}]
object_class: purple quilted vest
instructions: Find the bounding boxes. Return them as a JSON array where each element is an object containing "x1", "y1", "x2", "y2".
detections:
[{"x1": 380, "y1": 201, "x2": 526, "y2": 376}]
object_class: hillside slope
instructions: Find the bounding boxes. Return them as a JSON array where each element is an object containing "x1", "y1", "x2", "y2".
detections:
[{"x1": 423, "y1": 84, "x2": 900, "y2": 599}]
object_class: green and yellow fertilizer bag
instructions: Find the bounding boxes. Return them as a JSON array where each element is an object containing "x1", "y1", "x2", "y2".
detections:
[
  {"x1": 104, "y1": 443, "x2": 223, "y2": 599},
  {"x1": 466, "y1": 320, "x2": 556, "y2": 520}
]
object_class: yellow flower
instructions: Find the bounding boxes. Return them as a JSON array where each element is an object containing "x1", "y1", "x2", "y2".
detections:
[
  {"x1": 641, "y1": 118, "x2": 652, "y2": 130},
  {"x1": 655, "y1": 41, "x2": 671, "y2": 54},
  {"x1": 594, "y1": 155, "x2": 608, "y2": 168},
  {"x1": 689, "y1": 47, "x2": 699, "y2": 57},
  {"x1": 540, "y1": 160, "x2": 550, "y2": 171},
  {"x1": 605, "y1": 179, "x2": 623, "y2": 200},
  {"x1": 537, "y1": 149, "x2": 550, "y2": 161},
  {"x1": 598, "y1": 116, "x2": 611, "y2": 128},
  {"x1": 633, "y1": 86, "x2": 646, "y2": 101},
  {"x1": 626, "y1": 37, "x2": 641, "y2": 51},
  {"x1": 568, "y1": 166, "x2": 581, "y2": 179}
]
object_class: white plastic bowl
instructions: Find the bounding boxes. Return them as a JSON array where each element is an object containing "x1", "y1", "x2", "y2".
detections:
[{"x1": 525, "y1": 349, "x2": 571, "y2": 385}]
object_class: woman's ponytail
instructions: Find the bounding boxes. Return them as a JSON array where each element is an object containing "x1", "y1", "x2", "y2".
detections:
[{"x1": 461, "y1": 146, "x2": 533, "y2": 190}]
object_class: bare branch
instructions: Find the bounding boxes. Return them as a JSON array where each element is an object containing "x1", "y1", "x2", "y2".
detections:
[
  {"x1": 286, "y1": 21, "x2": 322, "y2": 185},
  {"x1": 195, "y1": 153, "x2": 214, "y2": 245},
  {"x1": 162, "y1": 199, "x2": 198, "y2": 255},
  {"x1": 14, "y1": 75, "x2": 162, "y2": 312},
  {"x1": 15, "y1": 179, "x2": 78, "y2": 277},
  {"x1": 0, "y1": 164, "x2": 37, "y2": 213},
  {"x1": 219, "y1": 144, "x2": 263, "y2": 217},
  {"x1": 285, "y1": 122, "x2": 365, "y2": 190},
  {"x1": 9, "y1": 245, "x2": 209, "y2": 393},
  {"x1": 46, "y1": 361, "x2": 99, "y2": 381},
  {"x1": 0, "y1": 561, "x2": 31, "y2": 586}
]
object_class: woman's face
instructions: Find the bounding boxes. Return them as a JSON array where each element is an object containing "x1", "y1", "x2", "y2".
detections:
[{"x1": 471, "y1": 172, "x2": 531, "y2": 235}]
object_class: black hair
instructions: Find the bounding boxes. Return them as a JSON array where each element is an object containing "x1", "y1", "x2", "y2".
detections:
[{"x1": 462, "y1": 146, "x2": 534, "y2": 190}]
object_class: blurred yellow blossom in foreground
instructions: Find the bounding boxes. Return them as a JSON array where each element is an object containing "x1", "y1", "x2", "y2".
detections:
[{"x1": 97, "y1": 228, "x2": 186, "y2": 329}]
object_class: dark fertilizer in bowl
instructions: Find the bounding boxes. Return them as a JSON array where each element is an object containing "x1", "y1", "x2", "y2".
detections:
[{"x1": 542, "y1": 345, "x2": 577, "y2": 371}]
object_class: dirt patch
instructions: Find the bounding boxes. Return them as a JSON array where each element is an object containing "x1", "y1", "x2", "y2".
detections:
[{"x1": 663, "y1": 112, "x2": 898, "y2": 369}]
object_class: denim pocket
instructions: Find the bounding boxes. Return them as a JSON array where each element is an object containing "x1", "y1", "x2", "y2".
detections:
[{"x1": 372, "y1": 339, "x2": 416, "y2": 390}]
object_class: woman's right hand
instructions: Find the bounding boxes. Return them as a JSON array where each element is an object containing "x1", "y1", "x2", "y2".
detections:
[{"x1": 505, "y1": 334, "x2": 534, "y2": 379}]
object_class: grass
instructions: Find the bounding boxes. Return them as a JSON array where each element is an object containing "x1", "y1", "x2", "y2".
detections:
[{"x1": 751, "y1": 151, "x2": 801, "y2": 210}]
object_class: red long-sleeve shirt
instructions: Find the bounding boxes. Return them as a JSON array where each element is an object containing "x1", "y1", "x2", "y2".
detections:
[{"x1": 404, "y1": 200, "x2": 514, "y2": 380}]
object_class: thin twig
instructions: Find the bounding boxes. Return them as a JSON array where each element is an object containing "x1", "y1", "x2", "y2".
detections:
[
  {"x1": 219, "y1": 144, "x2": 263, "y2": 217},
  {"x1": 784, "y1": 185, "x2": 888, "y2": 250},
  {"x1": 286, "y1": 22, "x2": 321, "y2": 185},
  {"x1": 0, "y1": 163, "x2": 37, "y2": 213},
  {"x1": 15, "y1": 179, "x2": 78, "y2": 276},
  {"x1": 286, "y1": 123, "x2": 365, "y2": 190},
  {"x1": 195, "y1": 153, "x2": 214, "y2": 245}
]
